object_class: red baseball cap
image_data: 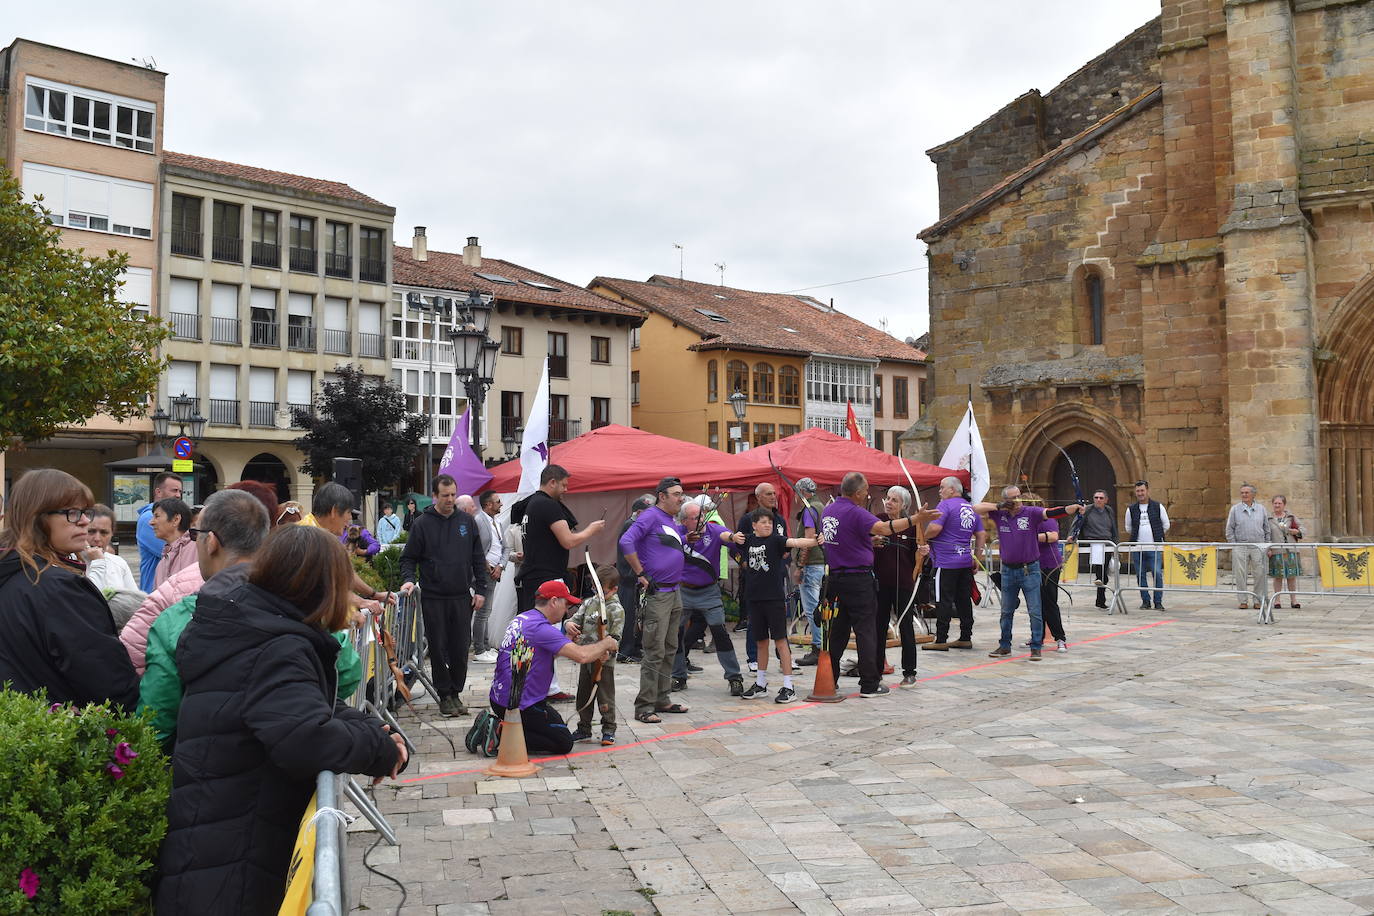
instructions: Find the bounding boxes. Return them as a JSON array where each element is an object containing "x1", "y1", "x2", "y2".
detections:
[{"x1": 536, "y1": 580, "x2": 581, "y2": 605}]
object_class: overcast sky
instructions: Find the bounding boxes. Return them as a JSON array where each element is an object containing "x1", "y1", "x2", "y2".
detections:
[{"x1": 15, "y1": 1, "x2": 1158, "y2": 342}]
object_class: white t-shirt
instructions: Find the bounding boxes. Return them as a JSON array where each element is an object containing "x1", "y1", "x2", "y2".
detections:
[
  {"x1": 86, "y1": 552, "x2": 138, "y2": 592},
  {"x1": 1125, "y1": 503, "x2": 1170, "y2": 545}
]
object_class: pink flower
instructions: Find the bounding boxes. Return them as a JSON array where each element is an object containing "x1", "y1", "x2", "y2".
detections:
[
  {"x1": 48, "y1": 703, "x2": 62, "y2": 714},
  {"x1": 113, "y1": 742, "x2": 138, "y2": 766},
  {"x1": 105, "y1": 763, "x2": 124, "y2": 780},
  {"x1": 19, "y1": 868, "x2": 39, "y2": 899},
  {"x1": 106, "y1": 728, "x2": 119, "y2": 739}
]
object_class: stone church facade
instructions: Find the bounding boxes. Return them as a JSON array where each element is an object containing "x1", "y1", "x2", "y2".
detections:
[{"x1": 915, "y1": 0, "x2": 1374, "y2": 541}]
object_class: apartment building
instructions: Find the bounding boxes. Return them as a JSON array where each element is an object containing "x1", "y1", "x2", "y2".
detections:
[
  {"x1": 160, "y1": 152, "x2": 394, "y2": 501},
  {"x1": 589, "y1": 275, "x2": 926, "y2": 454},
  {"x1": 1, "y1": 39, "x2": 164, "y2": 491},
  {"x1": 393, "y1": 231, "x2": 641, "y2": 481}
]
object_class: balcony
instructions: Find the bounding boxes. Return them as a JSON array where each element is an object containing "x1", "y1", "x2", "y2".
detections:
[
  {"x1": 170, "y1": 228, "x2": 201, "y2": 257},
  {"x1": 208, "y1": 398, "x2": 240, "y2": 426},
  {"x1": 322, "y1": 328, "x2": 350, "y2": 356},
  {"x1": 430, "y1": 415, "x2": 454, "y2": 440},
  {"x1": 359, "y1": 332, "x2": 384, "y2": 359},
  {"x1": 211, "y1": 317, "x2": 241, "y2": 345},
  {"x1": 251, "y1": 241, "x2": 280, "y2": 269},
  {"x1": 250, "y1": 320, "x2": 279, "y2": 348},
  {"x1": 169, "y1": 312, "x2": 200, "y2": 341},
  {"x1": 501, "y1": 416, "x2": 521, "y2": 440},
  {"x1": 289, "y1": 246, "x2": 316, "y2": 273},
  {"x1": 390, "y1": 338, "x2": 454, "y2": 364},
  {"x1": 359, "y1": 256, "x2": 385, "y2": 284},
  {"x1": 324, "y1": 252, "x2": 352, "y2": 278},
  {"x1": 288, "y1": 402, "x2": 313, "y2": 429},
  {"x1": 212, "y1": 235, "x2": 242, "y2": 263},
  {"x1": 287, "y1": 323, "x2": 316, "y2": 352},
  {"x1": 248, "y1": 401, "x2": 277, "y2": 428},
  {"x1": 549, "y1": 417, "x2": 582, "y2": 445}
]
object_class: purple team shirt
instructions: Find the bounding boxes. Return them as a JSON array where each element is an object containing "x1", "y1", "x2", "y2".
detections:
[
  {"x1": 820, "y1": 498, "x2": 882, "y2": 569},
  {"x1": 618, "y1": 504, "x2": 687, "y2": 585},
  {"x1": 681, "y1": 520, "x2": 729, "y2": 588},
  {"x1": 489, "y1": 609, "x2": 572, "y2": 710},
  {"x1": 930, "y1": 497, "x2": 979, "y2": 569},
  {"x1": 990, "y1": 505, "x2": 1048, "y2": 564},
  {"x1": 1038, "y1": 518, "x2": 1063, "y2": 570}
]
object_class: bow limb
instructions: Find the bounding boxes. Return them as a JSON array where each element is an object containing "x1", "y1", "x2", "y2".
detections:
[
  {"x1": 896, "y1": 457, "x2": 926, "y2": 630},
  {"x1": 576, "y1": 549, "x2": 608, "y2": 717},
  {"x1": 768, "y1": 455, "x2": 798, "y2": 496},
  {"x1": 1040, "y1": 431, "x2": 1086, "y2": 541}
]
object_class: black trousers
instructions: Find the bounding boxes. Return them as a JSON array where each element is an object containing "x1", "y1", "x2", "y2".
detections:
[
  {"x1": 877, "y1": 585, "x2": 918, "y2": 677},
  {"x1": 421, "y1": 593, "x2": 471, "y2": 698},
  {"x1": 1040, "y1": 566, "x2": 1066, "y2": 642},
  {"x1": 490, "y1": 699, "x2": 574, "y2": 756},
  {"x1": 934, "y1": 566, "x2": 975, "y2": 643},
  {"x1": 1091, "y1": 563, "x2": 1108, "y2": 606},
  {"x1": 827, "y1": 571, "x2": 880, "y2": 693},
  {"x1": 618, "y1": 576, "x2": 643, "y2": 657}
]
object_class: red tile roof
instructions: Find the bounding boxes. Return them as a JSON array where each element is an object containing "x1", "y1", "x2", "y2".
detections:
[
  {"x1": 163, "y1": 151, "x2": 392, "y2": 210},
  {"x1": 393, "y1": 246, "x2": 641, "y2": 318},
  {"x1": 590, "y1": 275, "x2": 923, "y2": 363}
]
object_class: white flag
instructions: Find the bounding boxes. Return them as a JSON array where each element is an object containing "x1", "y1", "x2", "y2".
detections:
[
  {"x1": 939, "y1": 401, "x2": 990, "y2": 504},
  {"x1": 517, "y1": 357, "x2": 551, "y2": 495}
]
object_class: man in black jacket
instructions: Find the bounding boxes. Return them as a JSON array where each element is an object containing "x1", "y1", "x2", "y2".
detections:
[{"x1": 400, "y1": 474, "x2": 488, "y2": 717}]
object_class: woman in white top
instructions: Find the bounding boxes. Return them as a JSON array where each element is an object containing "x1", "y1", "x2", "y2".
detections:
[{"x1": 83, "y1": 504, "x2": 139, "y2": 593}]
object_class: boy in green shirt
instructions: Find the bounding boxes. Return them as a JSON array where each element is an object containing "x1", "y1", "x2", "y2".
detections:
[{"x1": 568, "y1": 565, "x2": 624, "y2": 746}]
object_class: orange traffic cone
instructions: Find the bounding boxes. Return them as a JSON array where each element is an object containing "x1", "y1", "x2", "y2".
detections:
[
  {"x1": 804, "y1": 649, "x2": 845, "y2": 703},
  {"x1": 485, "y1": 708, "x2": 541, "y2": 778}
]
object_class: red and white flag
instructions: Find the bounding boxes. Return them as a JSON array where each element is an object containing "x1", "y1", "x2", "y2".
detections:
[{"x1": 845, "y1": 400, "x2": 866, "y2": 445}]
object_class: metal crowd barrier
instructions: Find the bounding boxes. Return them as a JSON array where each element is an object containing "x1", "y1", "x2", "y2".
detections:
[
  {"x1": 306, "y1": 771, "x2": 345, "y2": 916},
  {"x1": 1260, "y1": 541, "x2": 1374, "y2": 624},
  {"x1": 1108, "y1": 541, "x2": 1265, "y2": 619},
  {"x1": 338, "y1": 609, "x2": 400, "y2": 846}
]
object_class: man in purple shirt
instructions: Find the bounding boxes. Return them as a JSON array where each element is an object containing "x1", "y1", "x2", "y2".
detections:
[
  {"x1": 921, "y1": 477, "x2": 983, "y2": 651},
  {"x1": 619, "y1": 476, "x2": 689, "y2": 723},
  {"x1": 489, "y1": 580, "x2": 619, "y2": 756},
  {"x1": 821, "y1": 472, "x2": 937, "y2": 698},
  {"x1": 973, "y1": 486, "x2": 1082, "y2": 661},
  {"x1": 671, "y1": 498, "x2": 743, "y2": 695}
]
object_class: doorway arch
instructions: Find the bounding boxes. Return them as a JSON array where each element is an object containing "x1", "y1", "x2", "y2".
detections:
[
  {"x1": 1317, "y1": 270, "x2": 1374, "y2": 538},
  {"x1": 242, "y1": 452, "x2": 293, "y2": 504},
  {"x1": 1008, "y1": 402, "x2": 1144, "y2": 508}
]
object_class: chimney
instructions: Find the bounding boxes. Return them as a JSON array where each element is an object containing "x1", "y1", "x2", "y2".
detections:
[
  {"x1": 411, "y1": 226, "x2": 427, "y2": 262},
  {"x1": 463, "y1": 236, "x2": 481, "y2": 268}
]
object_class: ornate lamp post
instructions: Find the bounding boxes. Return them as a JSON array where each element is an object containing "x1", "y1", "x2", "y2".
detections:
[
  {"x1": 728, "y1": 389, "x2": 747, "y2": 453},
  {"x1": 449, "y1": 289, "x2": 499, "y2": 461}
]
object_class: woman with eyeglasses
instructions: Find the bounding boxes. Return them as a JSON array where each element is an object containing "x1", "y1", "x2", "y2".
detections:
[
  {"x1": 156, "y1": 524, "x2": 405, "y2": 915},
  {"x1": 0, "y1": 469, "x2": 140, "y2": 710}
]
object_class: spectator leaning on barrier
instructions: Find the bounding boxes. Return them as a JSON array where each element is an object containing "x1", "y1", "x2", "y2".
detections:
[
  {"x1": 1124, "y1": 480, "x2": 1169, "y2": 611},
  {"x1": 1226, "y1": 483, "x2": 1269, "y2": 610},
  {"x1": 136, "y1": 471, "x2": 182, "y2": 591},
  {"x1": 0, "y1": 468, "x2": 140, "y2": 711},
  {"x1": 301, "y1": 483, "x2": 390, "y2": 616},
  {"x1": 1076, "y1": 489, "x2": 1118, "y2": 609},
  {"x1": 157, "y1": 525, "x2": 405, "y2": 916},
  {"x1": 1266, "y1": 495, "x2": 1305, "y2": 609}
]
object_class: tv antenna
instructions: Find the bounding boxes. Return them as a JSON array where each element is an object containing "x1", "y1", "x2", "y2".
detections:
[
  {"x1": 673, "y1": 243, "x2": 683, "y2": 283},
  {"x1": 714, "y1": 262, "x2": 726, "y2": 286},
  {"x1": 131, "y1": 56, "x2": 158, "y2": 70}
]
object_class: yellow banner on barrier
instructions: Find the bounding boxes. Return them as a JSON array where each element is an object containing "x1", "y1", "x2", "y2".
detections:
[
  {"x1": 279, "y1": 790, "x2": 318, "y2": 915},
  {"x1": 1164, "y1": 546, "x2": 1216, "y2": 587},
  {"x1": 1060, "y1": 542, "x2": 1078, "y2": 583},
  {"x1": 1318, "y1": 547, "x2": 1373, "y2": 588}
]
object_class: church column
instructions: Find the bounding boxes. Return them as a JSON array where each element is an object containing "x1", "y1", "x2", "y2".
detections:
[{"x1": 1219, "y1": 0, "x2": 1321, "y2": 531}]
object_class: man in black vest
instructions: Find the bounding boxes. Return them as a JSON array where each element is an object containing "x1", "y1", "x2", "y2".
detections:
[{"x1": 1123, "y1": 480, "x2": 1170, "y2": 610}]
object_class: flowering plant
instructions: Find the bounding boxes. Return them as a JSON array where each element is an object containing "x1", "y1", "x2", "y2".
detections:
[
  {"x1": 0, "y1": 690, "x2": 170, "y2": 913},
  {"x1": 507, "y1": 636, "x2": 534, "y2": 710}
]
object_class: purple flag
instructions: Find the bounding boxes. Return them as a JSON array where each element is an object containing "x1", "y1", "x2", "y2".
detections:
[{"x1": 437, "y1": 406, "x2": 493, "y2": 498}]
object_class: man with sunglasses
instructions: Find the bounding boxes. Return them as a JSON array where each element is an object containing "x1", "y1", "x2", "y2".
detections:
[{"x1": 1074, "y1": 490, "x2": 1118, "y2": 609}]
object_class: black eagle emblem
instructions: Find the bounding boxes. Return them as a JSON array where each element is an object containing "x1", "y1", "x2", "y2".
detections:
[
  {"x1": 1174, "y1": 551, "x2": 1208, "y2": 582},
  {"x1": 1332, "y1": 549, "x2": 1370, "y2": 582}
]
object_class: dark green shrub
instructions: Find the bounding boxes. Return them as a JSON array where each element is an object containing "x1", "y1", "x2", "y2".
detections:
[
  {"x1": 370, "y1": 540, "x2": 406, "y2": 592},
  {"x1": 352, "y1": 555, "x2": 384, "y2": 594},
  {"x1": 0, "y1": 691, "x2": 170, "y2": 914}
]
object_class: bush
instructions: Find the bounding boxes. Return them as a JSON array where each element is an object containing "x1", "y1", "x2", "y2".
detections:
[
  {"x1": 0, "y1": 691, "x2": 170, "y2": 914},
  {"x1": 370, "y1": 542, "x2": 406, "y2": 593},
  {"x1": 352, "y1": 555, "x2": 384, "y2": 595}
]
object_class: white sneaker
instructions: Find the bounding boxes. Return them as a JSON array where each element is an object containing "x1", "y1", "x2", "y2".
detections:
[
  {"x1": 473, "y1": 649, "x2": 498, "y2": 664},
  {"x1": 790, "y1": 660, "x2": 802, "y2": 672},
  {"x1": 1056, "y1": 640, "x2": 1067, "y2": 653},
  {"x1": 747, "y1": 661, "x2": 758, "y2": 672}
]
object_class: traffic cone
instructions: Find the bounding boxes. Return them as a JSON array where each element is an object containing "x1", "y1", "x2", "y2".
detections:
[
  {"x1": 485, "y1": 708, "x2": 541, "y2": 778},
  {"x1": 804, "y1": 649, "x2": 845, "y2": 703}
]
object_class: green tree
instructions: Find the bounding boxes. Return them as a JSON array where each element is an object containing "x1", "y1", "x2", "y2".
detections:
[
  {"x1": 293, "y1": 364, "x2": 426, "y2": 492},
  {"x1": 0, "y1": 163, "x2": 170, "y2": 445}
]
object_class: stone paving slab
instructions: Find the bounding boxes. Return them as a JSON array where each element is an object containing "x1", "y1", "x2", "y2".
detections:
[{"x1": 344, "y1": 593, "x2": 1374, "y2": 914}]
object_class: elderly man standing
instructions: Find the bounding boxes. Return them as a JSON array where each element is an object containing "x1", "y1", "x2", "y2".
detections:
[
  {"x1": 672, "y1": 498, "x2": 743, "y2": 696},
  {"x1": 793, "y1": 478, "x2": 828, "y2": 666},
  {"x1": 922, "y1": 476, "x2": 981, "y2": 652},
  {"x1": 1226, "y1": 483, "x2": 1268, "y2": 610},
  {"x1": 620, "y1": 476, "x2": 690, "y2": 723},
  {"x1": 821, "y1": 472, "x2": 935, "y2": 698}
]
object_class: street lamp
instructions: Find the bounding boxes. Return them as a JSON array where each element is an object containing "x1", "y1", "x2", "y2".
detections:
[
  {"x1": 450, "y1": 289, "x2": 499, "y2": 462},
  {"x1": 151, "y1": 392, "x2": 207, "y2": 444},
  {"x1": 728, "y1": 389, "x2": 747, "y2": 453},
  {"x1": 502, "y1": 432, "x2": 518, "y2": 459}
]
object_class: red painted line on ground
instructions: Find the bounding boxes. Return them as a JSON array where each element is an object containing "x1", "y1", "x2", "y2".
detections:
[{"x1": 397, "y1": 618, "x2": 1175, "y2": 784}]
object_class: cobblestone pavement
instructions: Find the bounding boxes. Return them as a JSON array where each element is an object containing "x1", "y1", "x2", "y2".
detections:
[{"x1": 344, "y1": 590, "x2": 1374, "y2": 915}]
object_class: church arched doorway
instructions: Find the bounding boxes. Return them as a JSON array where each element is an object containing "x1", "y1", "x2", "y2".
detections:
[
  {"x1": 1317, "y1": 270, "x2": 1374, "y2": 540},
  {"x1": 1051, "y1": 441, "x2": 1117, "y2": 510}
]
